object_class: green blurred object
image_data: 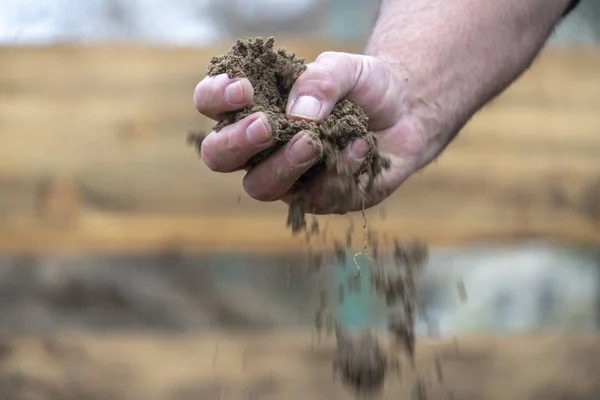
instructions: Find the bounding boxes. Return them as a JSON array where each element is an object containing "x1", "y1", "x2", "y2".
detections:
[{"x1": 333, "y1": 254, "x2": 384, "y2": 330}]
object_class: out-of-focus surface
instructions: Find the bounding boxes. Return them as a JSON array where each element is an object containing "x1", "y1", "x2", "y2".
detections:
[
  {"x1": 0, "y1": 1, "x2": 599, "y2": 398},
  {"x1": 0, "y1": 44, "x2": 598, "y2": 253},
  {"x1": 1, "y1": 333, "x2": 600, "y2": 399},
  {"x1": 0, "y1": 0, "x2": 599, "y2": 45}
]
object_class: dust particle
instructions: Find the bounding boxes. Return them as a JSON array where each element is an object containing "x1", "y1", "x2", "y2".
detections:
[
  {"x1": 434, "y1": 354, "x2": 443, "y2": 383},
  {"x1": 334, "y1": 240, "x2": 347, "y2": 267},
  {"x1": 388, "y1": 311, "x2": 415, "y2": 360},
  {"x1": 186, "y1": 130, "x2": 208, "y2": 153},
  {"x1": 411, "y1": 378, "x2": 428, "y2": 400},
  {"x1": 338, "y1": 284, "x2": 345, "y2": 304}
]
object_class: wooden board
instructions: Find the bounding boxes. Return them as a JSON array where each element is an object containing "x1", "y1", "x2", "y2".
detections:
[
  {"x1": 0, "y1": 42, "x2": 599, "y2": 254},
  {"x1": 1, "y1": 332, "x2": 599, "y2": 399}
]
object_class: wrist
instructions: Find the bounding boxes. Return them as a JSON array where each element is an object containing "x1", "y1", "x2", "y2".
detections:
[{"x1": 364, "y1": 53, "x2": 454, "y2": 172}]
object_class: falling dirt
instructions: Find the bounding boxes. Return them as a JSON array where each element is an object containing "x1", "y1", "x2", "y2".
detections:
[
  {"x1": 192, "y1": 37, "x2": 437, "y2": 398},
  {"x1": 333, "y1": 324, "x2": 389, "y2": 396}
]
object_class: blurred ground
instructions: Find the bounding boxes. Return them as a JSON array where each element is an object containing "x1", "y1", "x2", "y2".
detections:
[{"x1": 1, "y1": 332, "x2": 600, "y2": 399}]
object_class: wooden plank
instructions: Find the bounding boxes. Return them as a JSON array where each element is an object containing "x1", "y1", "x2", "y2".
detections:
[
  {"x1": 0, "y1": 43, "x2": 598, "y2": 254},
  {"x1": 1, "y1": 333, "x2": 599, "y2": 399}
]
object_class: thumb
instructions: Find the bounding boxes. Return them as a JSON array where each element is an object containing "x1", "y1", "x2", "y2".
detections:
[{"x1": 286, "y1": 52, "x2": 403, "y2": 130}]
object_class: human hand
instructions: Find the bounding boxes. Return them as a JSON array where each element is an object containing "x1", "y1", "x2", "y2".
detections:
[{"x1": 194, "y1": 51, "x2": 435, "y2": 214}]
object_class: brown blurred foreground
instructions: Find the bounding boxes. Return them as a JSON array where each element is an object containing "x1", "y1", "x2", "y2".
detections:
[{"x1": 0, "y1": 332, "x2": 599, "y2": 399}]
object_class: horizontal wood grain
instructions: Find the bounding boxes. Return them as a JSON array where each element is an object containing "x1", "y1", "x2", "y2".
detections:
[{"x1": 0, "y1": 42, "x2": 598, "y2": 254}]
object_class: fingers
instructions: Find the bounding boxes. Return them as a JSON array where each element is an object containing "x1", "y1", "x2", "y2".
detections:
[
  {"x1": 287, "y1": 52, "x2": 404, "y2": 130},
  {"x1": 286, "y1": 52, "x2": 362, "y2": 122},
  {"x1": 242, "y1": 131, "x2": 323, "y2": 202},
  {"x1": 201, "y1": 112, "x2": 272, "y2": 172},
  {"x1": 194, "y1": 74, "x2": 254, "y2": 121}
]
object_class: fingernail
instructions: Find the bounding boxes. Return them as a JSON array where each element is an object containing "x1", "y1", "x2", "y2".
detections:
[
  {"x1": 289, "y1": 95, "x2": 322, "y2": 120},
  {"x1": 246, "y1": 116, "x2": 271, "y2": 145},
  {"x1": 350, "y1": 139, "x2": 371, "y2": 161},
  {"x1": 289, "y1": 135, "x2": 318, "y2": 165},
  {"x1": 225, "y1": 80, "x2": 245, "y2": 104}
]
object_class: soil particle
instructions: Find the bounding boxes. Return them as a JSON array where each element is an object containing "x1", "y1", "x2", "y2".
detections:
[
  {"x1": 310, "y1": 216, "x2": 320, "y2": 235},
  {"x1": 346, "y1": 220, "x2": 354, "y2": 247},
  {"x1": 333, "y1": 325, "x2": 388, "y2": 395},
  {"x1": 287, "y1": 198, "x2": 307, "y2": 233},
  {"x1": 456, "y1": 279, "x2": 468, "y2": 303},
  {"x1": 388, "y1": 311, "x2": 416, "y2": 360},
  {"x1": 393, "y1": 239, "x2": 429, "y2": 270},
  {"x1": 411, "y1": 378, "x2": 429, "y2": 400},
  {"x1": 319, "y1": 288, "x2": 329, "y2": 309},
  {"x1": 370, "y1": 267, "x2": 410, "y2": 306},
  {"x1": 307, "y1": 250, "x2": 324, "y2": 273},
  {"x1": 368, "y1": 230, "x2": 380, "y2": 262},
  {"x1": 196, "y1": 37, "x2": 391, "y2": 234},
  {"x1": 334, "y1": 241, "x2": 346, "y2": 267},
  {"x1": 434, "y1": 354, "x2": 443, "y2": 383},
  {"x1": 338, "y1": 284, "x2": 345, "y2": 305},
  {"x1": 347, "y1": 274, "x2": 362, "y2": 294}
]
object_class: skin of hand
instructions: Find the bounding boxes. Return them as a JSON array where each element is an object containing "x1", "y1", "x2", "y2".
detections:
[{"x1": 194, "y1": 0, "x2": 573, "y2": 215}]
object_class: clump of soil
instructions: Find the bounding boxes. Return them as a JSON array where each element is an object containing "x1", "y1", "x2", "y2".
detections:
[
  {"x1": 189, "y1": 37, "x2": 390, "y2": 233},
  {"x1": 333, "y1": 325, "x2": 388, "y2": 395}
]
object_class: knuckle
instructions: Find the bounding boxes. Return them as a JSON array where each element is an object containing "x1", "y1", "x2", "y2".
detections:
[
  {"x1": 299, "y1": 66, "x2": 338, "y2": 99},
  {"x1": 195, "y1": 76, "x2": 228, "y2": 114},
  {"x1": 200, "y1": 139, "x2": 227, "y2": 172},
  {"x1": 315, "y1": 51, "x2": 339, "y2": 63},
  {"x1": 316, "y1": 75, "x2": 338, "y2": 99},
  {"x1": 202, "y1": 152, "x2": 223, "y2": 172}
]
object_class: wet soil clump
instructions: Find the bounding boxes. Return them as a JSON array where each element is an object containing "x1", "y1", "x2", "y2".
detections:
[{"x1": 190, "y1": 37, "x2": 390, "y2": 232}]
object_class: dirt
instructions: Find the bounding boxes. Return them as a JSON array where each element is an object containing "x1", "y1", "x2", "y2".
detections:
[
  {"x1": 189, "y1": 37, "x2": 391, "y2": 233},
  {"x1": 331, "y1": 236, "x2": 430, "y2": 396},
  {"x1": 191, "y1": 36, "x2": 431, "y2": 398},
  {"x1": 333, "y1": 324, "x2": 389, "y2": 396}
]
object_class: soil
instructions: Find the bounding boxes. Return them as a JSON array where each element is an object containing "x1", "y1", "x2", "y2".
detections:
[
  {"x1": 191, "y1": 36, "x2": 429, "y2": 398},
  {"x1": 189, "y1": 37, "x2": 391, "y2": 233},
  {"x1": 333, "y1": 325, "x2": 389, "y2": 396},
  {"x1": 325, "y1": 238, "x2": 430, "y2": 396}
]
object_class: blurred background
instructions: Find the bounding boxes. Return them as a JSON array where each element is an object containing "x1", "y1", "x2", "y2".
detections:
[{"x1": 0, "y1": 0, "x2": 599, "y2": 398}]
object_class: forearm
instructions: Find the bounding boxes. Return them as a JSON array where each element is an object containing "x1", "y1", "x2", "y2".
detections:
[{"x1": 365, "y1": 0, "x2": 572, "y2": 167}]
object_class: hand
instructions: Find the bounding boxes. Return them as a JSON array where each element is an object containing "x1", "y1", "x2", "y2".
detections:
[{"x1": 194, "y1": 52, "x2": 433, "y2": 214}]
